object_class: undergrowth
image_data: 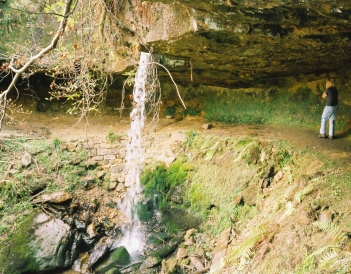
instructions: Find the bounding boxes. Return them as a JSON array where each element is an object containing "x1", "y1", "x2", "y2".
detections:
[
  {"x1": 0, "y1": 137, "x2": 89, "y2": 239},
  {"x1": 202, "y1": 88, "x2": 351, "y2": 133},
  {"x1": 140, "y1": 155, "x2": 196, "y2": 233},
  {"x1": 139, "y1": 131, "x2": 351, "y2": 273}
]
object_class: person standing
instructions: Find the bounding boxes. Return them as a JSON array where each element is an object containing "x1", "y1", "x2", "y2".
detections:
[{"x1": 318, "y1": 78, "x2": 338, "y2": 139}]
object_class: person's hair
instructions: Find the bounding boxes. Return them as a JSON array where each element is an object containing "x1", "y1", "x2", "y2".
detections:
[{"x1": 326, "y1": 78, "x2": 335, "y2": 87}]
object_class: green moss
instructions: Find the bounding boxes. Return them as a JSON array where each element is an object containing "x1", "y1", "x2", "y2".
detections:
[
  {"x1": 0, "y1": 210, "x2": 40, "y2": 273},
  {"x1": 140, "y1": 157, "x2": 193, "y2": 232}
]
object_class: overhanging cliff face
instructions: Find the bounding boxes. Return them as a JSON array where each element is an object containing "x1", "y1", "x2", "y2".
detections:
[{"x1": 118, "y1": 0, "x2": 351, "y2": 88}]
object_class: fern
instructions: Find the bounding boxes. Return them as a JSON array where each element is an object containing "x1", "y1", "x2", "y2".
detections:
[
  {"x1": 313, "y1": 221, "x2": 348, "y2": 244},
  {"x1": 294, "y1": 184, "x2": 315, "y2": 204},
  {"x1": 227, "y1": 226, "x2": 267, "y2": 268},
  {"x1": 278, "y1": 201, "x2": 295, "y2": 223},
  {"x1": 319, "y1": 250, "x2": 338, "y2": 268},
  {"x1": 233, "y1": 141, "x2": 259, "y2": 163},
  {"x1": 308, "y1": 221, "x2": 350, "y2": 271}
]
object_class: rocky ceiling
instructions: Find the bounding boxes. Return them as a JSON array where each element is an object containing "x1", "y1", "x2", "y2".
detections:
[{"x1": 120, "y1": 0, "x2": 351, "y2": 88}]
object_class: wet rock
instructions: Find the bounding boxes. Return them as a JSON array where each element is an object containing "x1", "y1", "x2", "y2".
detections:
[
  {"x1": 152, "y1": 231, "x2": 186, "y2": 259},
  {"x1": 139, "y1": 256, "x2": 162, "y2": 270},
  {"x1": 105, "y1": 268, "x2": 121, "y2": 274},
  {"x1": 81, "y1": 232, "x2": 96, "y2": 249},
  {"x1": 74, "y1": 219, "x2": 86, "y2": 232},
  {"x1": 30, "y1": 212, "x2": 78, "y2": 271},
  {"x1": 95, "y1": 246, "x2": 131, "y2": 274},
  {"x1": 147, "y1": 231, "x2": 170, "y2": 246},
  {"x1": 87, "y1": 237, "x2": 113, "y2": 269}
]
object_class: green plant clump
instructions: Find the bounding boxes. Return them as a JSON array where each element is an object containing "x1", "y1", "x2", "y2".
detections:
[
  {"x1": 106, "y1": 128, "x2": 121, "y2": 143},
  {"x1": 140, "y1": 156, "x2": 193, "y2": 232}
]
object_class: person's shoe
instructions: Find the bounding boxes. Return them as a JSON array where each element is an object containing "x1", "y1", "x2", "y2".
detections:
[
  {"x1": 328, "y1": 135, "x2": 333, "y2": 140},
  {"x1": 318, "y1": 134, "x2": 326, "y2": 138}
]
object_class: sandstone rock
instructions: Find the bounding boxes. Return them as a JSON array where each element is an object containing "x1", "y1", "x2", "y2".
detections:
[
  {"x1": 184, "y1": 237, "x2": 195, "y2": 246},
  {"x1": 194, "y1": 233, "x2": 210, "y2": 245},
  {"x1": 202, "y1": 123, "x2": 213, "y2": 130},
  {"x1": 87, "y1": 223, "x2": 98, "y2": 238},
  {"x1": 21, "y1": 152, "x2": 32, "y2": 167},
  {"x1": 176, "y1": 247, "x2": 188, "y2": 260},
  {"x1": 232, "y1": 194, "x2": 244, "y2": 206},
  {"x1": 66, "y1": 142, "x2": 78, "y2": 151},
  {"x1": 33, "y1": 191, "x2": 73, "y2": 204},
  {"x1": 189, "y1": 247, "x2": 206, "y2": 264},
  {"x1": 116, "y1": 182, "x2": 125, "y2": 192},
  {"x1": 189, "y1": 256, "x2": 204, "y2": 271},
  {"x1": 108, "y1": 181, "x2": 118, "y2": 190},
  {"x1": 320, "y1": 210, "x2": 333, "y2": 223},
  {"x1": 210, "y1": 227, "x2": 232, "y2": 273},
  {"x1": 184, "y1": 228, "x2": 197, "y2": 242}
]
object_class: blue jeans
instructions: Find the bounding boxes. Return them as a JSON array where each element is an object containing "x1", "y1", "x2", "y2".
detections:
[{"x1": 320, "y1": 105, "x2": 338, "y2": 136}]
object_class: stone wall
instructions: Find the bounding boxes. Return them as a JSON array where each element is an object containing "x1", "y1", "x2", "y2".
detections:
[{"x1": 66, "y1": 129, "x2": 187, "y2": 193}]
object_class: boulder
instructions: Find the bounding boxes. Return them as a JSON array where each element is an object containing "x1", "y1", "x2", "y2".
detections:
[
  {"x1": 95, "y1": 246, "x2": 131, "y2": 274},
  {"x1": 87, "y1": 237, "x2": 113, "y2": 269},
  {"x1": 210, "y1": 227, "x2": 232, "y2": 273}
]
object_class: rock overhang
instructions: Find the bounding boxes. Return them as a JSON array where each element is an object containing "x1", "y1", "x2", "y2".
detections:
[{"x1": 128, "y1": 0, "x2": 351, "y2": 87}]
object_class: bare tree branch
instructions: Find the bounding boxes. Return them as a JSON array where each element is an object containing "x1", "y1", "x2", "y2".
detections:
[{"x1": 0, "y1": 0, "x2": 76, "y2": 131}]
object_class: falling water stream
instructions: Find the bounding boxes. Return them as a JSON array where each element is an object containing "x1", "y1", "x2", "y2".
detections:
[{"x1": 116, "y1": 52, "x2": 155, "y2": 258}]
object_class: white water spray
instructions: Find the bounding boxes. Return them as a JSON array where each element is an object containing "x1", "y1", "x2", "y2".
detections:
[{"x1": 117, "y1": 52, "x2": 155, "y2": 257}]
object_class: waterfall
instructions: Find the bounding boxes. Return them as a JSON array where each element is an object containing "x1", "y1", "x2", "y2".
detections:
[{"x1": 117, "y1": 52, "x2": 155, "y2": 257}]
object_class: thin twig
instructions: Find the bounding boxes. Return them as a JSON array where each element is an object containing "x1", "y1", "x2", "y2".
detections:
[
  {"x1": 33, "y1": 157, "x2": 40, "y2": 173},
  {"x1": 1, "y1": 162, "x2": 14, "y2": 183}
]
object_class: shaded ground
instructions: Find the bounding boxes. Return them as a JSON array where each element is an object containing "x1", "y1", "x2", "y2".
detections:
[{"x1": 1, "y1": 112, "x2": 351, "y2": 168}]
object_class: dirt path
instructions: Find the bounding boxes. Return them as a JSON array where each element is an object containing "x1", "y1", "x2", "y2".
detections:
[{"x1": 1, "y1": 113, "x2": 351, "y2": 167}]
